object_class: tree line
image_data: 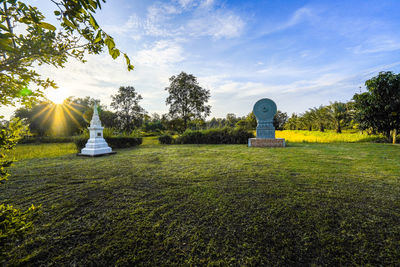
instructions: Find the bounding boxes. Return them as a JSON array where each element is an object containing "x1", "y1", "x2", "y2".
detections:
[{"x1": 12, "y1": 71, "x2": 400, "y2": 145}]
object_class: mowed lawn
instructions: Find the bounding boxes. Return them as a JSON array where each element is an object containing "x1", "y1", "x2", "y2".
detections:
[{"x1": 2, "y1": 140, "x2": 400, "y2": 265}]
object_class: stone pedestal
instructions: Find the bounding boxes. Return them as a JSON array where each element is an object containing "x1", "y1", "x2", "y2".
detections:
[
  {"x1": 79, "y1": 103, "x2": 114, "y2": 157},
  {"x1": 248, "y1": 138, "x2": 286, "y2": 147}
]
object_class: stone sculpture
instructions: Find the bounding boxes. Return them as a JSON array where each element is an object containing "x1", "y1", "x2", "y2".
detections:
[{"x1": 248, "y1": 98, "x2": 285, "y2": 147}]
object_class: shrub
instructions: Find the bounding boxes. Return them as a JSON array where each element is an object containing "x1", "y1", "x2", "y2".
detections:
[
  {"x1": 73, "y1": 137, "x2": 88, "y2": 151},
  {"x1": 0, "y1": 204, "x2": 39, "y2": 262},
  {"x1": 158, "y1": 134, "x2": 173, "y2": 144},
  {"x1": 73, "y1": 136, "x2": 142, "y2": 151},
  {"x1": 19, "y1": 136, "x2": 75, "y2": 144},
  {"x1": 174, "y1": 128, "x2": 254, "y2": 144}
]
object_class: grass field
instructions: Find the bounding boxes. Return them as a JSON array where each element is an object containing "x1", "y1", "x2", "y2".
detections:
[{"x1": 2, "y1": 139, "x2": 400, "y2": 265}]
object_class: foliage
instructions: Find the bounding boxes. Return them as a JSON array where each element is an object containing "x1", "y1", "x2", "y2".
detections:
[
  {"x1": 0, "y1": 119, "x2": 27, "y2": 183},
  {"x1": 2, "y1": 142, "x2": 400, "y2": 265},
  {"x1": 165, "y1": 72, "x2": 211, "y2": 130},
  {"x1": 19, "y1": 136, "x2": 75, "y2": 144},
  {"x1": 0, "y1": 0, "x2": 133, "y2": 108},
  {"x1": 353, "y1": 71, "x2": 400, "y2": 142},
  {"x1": 0, "y1": 203, "x2": 39, "y2": 263},
  {"x1": 328, "y1": 101, "x2": 348, "y2": 133},
  {"x1": 111, "y1": 86, "x2": 145, "y2": 132},
  {"x1": 273, "y1": 110, "x2": 288, "y2": 130},
  {"x1": 174, "y1": 128, "x2": 254, "y2": 144},
  {"x1": 283, "y1": 103, "x2": 354, "y2": 133},
  {"x1": 74, "y1": 136, "x2": 142, "y2": 151},
  {"x1": 158, "y1": 134, "x2": 173, "y2": 144}
]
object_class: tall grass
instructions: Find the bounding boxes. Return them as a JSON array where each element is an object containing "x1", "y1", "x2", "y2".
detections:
[{"x1": 275, "y1": 130, "x2": 386, "y2": 143}]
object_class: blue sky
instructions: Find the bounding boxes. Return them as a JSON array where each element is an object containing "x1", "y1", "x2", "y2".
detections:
[{"x1": 2, "y1": 0, "x2": 400, "y2": 119}]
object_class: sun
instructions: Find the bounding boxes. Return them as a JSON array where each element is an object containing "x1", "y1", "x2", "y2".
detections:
[{"x1": 46, "y1": 89, "x2": 68, "y2": 104}]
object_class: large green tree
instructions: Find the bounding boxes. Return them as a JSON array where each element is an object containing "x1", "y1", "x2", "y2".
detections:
[
  {"x1": 165, "y1": 72, "x2": 211, "y2": 130},
  {"x1": 111, "y1": 86, "x2": 145, "y2": 132},
  {"x1": 353, "y1": 71, "x2": 400, "y2": 143}
]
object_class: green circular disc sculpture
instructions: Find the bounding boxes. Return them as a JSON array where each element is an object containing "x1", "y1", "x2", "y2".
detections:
[{"x1": 253, "y1": 98, "x2": 277, "y2": 122}]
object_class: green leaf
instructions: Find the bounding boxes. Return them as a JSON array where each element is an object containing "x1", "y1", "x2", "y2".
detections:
[
  {"x1": 124, "y1": 53, "x2": 134, "y2": 71},
  {"x1": 54, "y1": 10, "x2": 61, "y2": 16},
  {"x1": 0, "y1": 38, "x2": 14, "y2": 51},
  {"x1": 38, "y1": 22, "x2": 56, "y2": 31},
  {"x1": 110, "y1": 48, "x2": 120, "y2": 59},
  {"x1": 89, "y1": 14, "x2": 99, "y2": 30},
  {"x1": 94, "y1": 30, "x2": 102, "y2": 43},
  {"x1": 0, "y1": 23, "x2": 9, "y2": 32},
  {"x1": 104, "y1": 36, "x2": 115, "y2": 50},
  {"x1": 63, "y1": 18, "x2": 76, "y2": 29}
]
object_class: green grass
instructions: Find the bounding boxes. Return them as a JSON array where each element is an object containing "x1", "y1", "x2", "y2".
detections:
[
  {"x1": 2, "y1": 141, "x2": 400, "y2": 265},
  {"x1": 8, "y1": 143, "x2": 77, "y2": 160}
]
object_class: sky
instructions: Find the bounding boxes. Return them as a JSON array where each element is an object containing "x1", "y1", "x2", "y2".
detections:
[{"x1": 2, "y1": 0, "x2": 400, "y2": 119}]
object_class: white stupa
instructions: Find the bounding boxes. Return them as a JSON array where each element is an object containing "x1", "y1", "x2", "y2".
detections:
[{"x1": 80, "y1": 103, "x2": 113, "y2": 156}]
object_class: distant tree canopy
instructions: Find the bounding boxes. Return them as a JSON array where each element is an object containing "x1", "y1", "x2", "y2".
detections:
[
  {"x1": 353, "y1": 71, "x2": 400, "y2": 143},
  {"x1": 13, "y1": 97, "x2": 114, "y2": 136},
  {"x1": 165, "y1": 72, "x2": 211, "y2": 131},
  {"x1": 283, "y1": 102, "x2": 354, "y2": 132},
  {"x1": 111, "y1": 86, "x2": 146, "y2": 132}
]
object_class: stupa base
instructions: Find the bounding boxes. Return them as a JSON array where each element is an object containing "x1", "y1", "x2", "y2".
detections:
[
  {"x1": 248, "y1": 138, "x2": 285, "y2": 147},
  {"x1": 77, "y1": 151, "x2": 116, "y2": 157}
]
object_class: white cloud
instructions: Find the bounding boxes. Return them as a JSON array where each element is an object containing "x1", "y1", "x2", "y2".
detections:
[
  {"x1": 352, "y1": 37, "x2": 400, "y2": 54},
  {"x1": 106, "y1": 0, "x2": 245, "y2": 39},
  {"x1": 135, "y1": 40, "x2": 185, "y2": 65},
  {"x1": 187, "y1": 10, "x2": 245, "y2": 39},
  {"x1": 259, "y1": 7, "x2": 314, "y2": 36}
]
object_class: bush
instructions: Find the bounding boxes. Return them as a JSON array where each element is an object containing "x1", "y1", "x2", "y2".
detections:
[
  {"x1": 174, "y1": 128, "x2": 254, "y2": 144},
  {"x1": 73, "y1": 136, "x2": 142, "y2": 151},
  {"x1": 0, "y1": 204, "x2": 39, "y2": 262},
  {"x1": 158, "y1": 134, "x2": 173, "y2": 144},
  {"x1": 19, "y1": 136, "x2": 75, "y2": 144}
]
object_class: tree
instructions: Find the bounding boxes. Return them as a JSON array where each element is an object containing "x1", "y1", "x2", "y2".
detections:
[
  {"x1": 273, "y1": 110, "x2": 288, "y2": 130},
  {"x1": 111, "y1": 86, "x2": 145, "y2": 132},
  {"x1": 284, "y1": 113, "x2": 299, "y2": 130},
  {"x1": 165, "y1": 72, "x2": 211, "y2": 131},
  {"x1": 353, "y1": 71, "x2": 400, "y2": 143},
  {"x1": 245, "y1": 112, "x2": 257, "y2": 129},
  {"x1": 1, "y1": 0, "x2": 133, "y2": 108},
  {"x1": 328, "y1": 101, "x2": 347, "y2": 133},
  {"x1": 310, "y1": 106, "x2": 331, "y2": 132}
]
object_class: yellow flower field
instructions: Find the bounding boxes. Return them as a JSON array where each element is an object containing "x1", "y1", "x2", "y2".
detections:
[{"x1": 274, "y1": 130, "x2": 384, "y2": 143}]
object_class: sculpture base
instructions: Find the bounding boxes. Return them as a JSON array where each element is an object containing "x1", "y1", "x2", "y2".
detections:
[
  {"x1": 248, "y1": 138, "x2": 286, "y2": 147},
  {"x1": 77, "y1": 151, "x2": 116, "y2": 157}
]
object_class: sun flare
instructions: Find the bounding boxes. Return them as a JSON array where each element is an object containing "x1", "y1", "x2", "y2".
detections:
[{"x1": 46, "y1": 89, "x2": 68, "y2": 104}]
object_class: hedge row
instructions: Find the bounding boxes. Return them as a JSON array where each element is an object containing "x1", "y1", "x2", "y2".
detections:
[
  {"x1": 19, "y1": 136, "x2": 75, "y2": 144},
  {"x1": 159, "y1": 128, "x2": 254, "y2": 144},
  {"x1": 74, "y1": 136, "x2": 142, "y2": 150}
]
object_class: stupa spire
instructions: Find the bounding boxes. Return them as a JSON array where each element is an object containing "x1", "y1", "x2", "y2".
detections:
[{"x1": 90, "y1": 102, "x2": 102, "y2": 127}]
